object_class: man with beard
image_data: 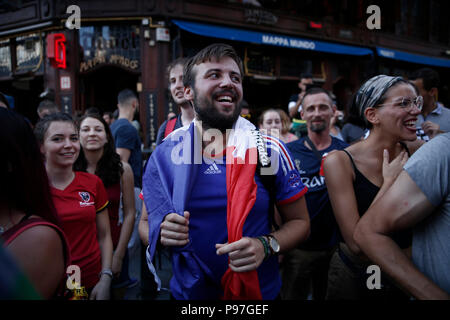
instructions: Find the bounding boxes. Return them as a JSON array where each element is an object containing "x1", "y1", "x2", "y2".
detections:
[
  {"x1": 155, "y1": 58, "x2": 195, "y2": 145},
  {"x1": 282, "y1": 88, "x2": 348, "y2": 300},
  {"x1": 141, "y1": 43, "x2": 310, "y2": 300}
]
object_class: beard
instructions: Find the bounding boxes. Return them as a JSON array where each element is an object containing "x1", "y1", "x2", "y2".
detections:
[
  {"x1": 309, "y1": 120, "x2": 327, "y2": 133},
  {"x1": 193, "y1": 89, "x2": 242, "y2": 132}
]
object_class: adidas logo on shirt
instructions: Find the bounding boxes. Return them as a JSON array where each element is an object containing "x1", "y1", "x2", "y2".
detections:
[{"x1": 204, "y1": 162, "x2": 222, "y2": 175}]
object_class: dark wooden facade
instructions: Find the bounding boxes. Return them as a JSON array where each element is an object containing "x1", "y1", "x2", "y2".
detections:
[{"x1": 1, "y1": 0, "x2": 449, "y2": 147}]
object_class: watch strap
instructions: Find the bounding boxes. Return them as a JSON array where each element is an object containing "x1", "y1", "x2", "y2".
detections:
[
  {"x1": 257, "y1": 236, "x2": 270, "y2": 260},
  {"x1": 99, "y1": 269, "x2": 113, "y2": 279}
]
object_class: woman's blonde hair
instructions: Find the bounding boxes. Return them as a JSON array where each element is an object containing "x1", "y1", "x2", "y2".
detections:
[{"x1": 276, "y1": 109, "x2": 291, "y2": 134}]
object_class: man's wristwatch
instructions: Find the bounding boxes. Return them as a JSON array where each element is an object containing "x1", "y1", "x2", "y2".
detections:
[{"x1": 265, "y1": 234, "x2": 280, "y2": 255}]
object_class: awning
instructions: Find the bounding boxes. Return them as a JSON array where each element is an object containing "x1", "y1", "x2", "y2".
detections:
[
  {"x1": 173, "y1": 19, "x2": 373, "y2": 57},
  {"x1": 376, "y1": 47, "x2": 450, "y2": 68}
]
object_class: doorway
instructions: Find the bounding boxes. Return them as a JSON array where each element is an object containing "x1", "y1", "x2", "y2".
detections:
[{"x1": 80, "y1": 66, "x2": 139, "y2": 114}]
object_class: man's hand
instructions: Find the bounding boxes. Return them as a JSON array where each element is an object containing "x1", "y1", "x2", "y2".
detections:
[
  {"x1": 216, "y1": 237, "x2": 265, "y2": 272},
  {"x1": 160, "y1": 211, "x2": 190, "y2": 246},
  {"x1": 422, "y1": 121, "x2": 440, "y2": 139}
]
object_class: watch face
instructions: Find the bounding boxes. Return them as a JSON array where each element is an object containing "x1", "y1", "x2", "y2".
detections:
[{"x1": 269, "y1": 237, "x2": 280, "y2": 253}]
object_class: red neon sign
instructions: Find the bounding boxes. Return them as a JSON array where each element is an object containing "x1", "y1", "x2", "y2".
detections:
[
  {"x1": 46, "y1": 33, "x2": 67, "y2": 69},
  {"x1": 309, "y1": 21, "x2": 323, "y2": 29}
]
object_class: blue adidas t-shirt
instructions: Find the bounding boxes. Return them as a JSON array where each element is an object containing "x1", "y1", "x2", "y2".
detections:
[
  {"x1": 171, "y1": 136, "x2": 307, "y2": 300},
  {"x1": 287, "y1": 136, "x2": 348, "y2": 250}
]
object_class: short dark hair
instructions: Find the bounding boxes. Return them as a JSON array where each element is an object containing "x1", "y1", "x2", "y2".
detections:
[
  {"x1": 410, "y1": 68, "x2": 440, "y2": 91},
  {"x1": 183, "y1": 43, "x2": 243, "y2": 88},
  {"x1": 117, "y1": 89, "x2": 137, "y2": 106},
  {"x1": 167, "y1": 57, "x2": 189, "y2": 81},
  {"x1": 34, "y1": 112, "x2": 75, "y2": 145},
  {"x1": 302, "y1": 87, "x2": 334, "y2": 106},
  {"x1": 37, "y1": 99, "x2": 58, "y2": 113}
]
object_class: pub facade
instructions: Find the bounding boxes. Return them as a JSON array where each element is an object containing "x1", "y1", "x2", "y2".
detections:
[{"x1": 1, "y1": 0, "x2": 449, "y2": 148}]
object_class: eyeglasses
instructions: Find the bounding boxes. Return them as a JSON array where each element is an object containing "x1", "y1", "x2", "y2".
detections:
[{"x1": 378, "y1": 96, "x2": 423, "y2": 112}]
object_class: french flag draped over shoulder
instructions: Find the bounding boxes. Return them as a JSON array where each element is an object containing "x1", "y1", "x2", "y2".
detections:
[
  {"x1": 142, "y1": 117, "x2": 263, "y2": 300},
  {"x1": 222, "y1": 118, "x2": 262, "y2": 300}
]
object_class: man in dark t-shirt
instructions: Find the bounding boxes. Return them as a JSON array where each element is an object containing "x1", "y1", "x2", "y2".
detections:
[
  {"x1": 283, "y1": 87, "x2": 348, "y2": 300},
  {"x1": 111, "y1": 89, "x2": 142, "y2": 188}
]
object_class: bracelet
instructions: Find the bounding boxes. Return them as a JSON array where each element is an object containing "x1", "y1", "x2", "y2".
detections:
[
  {"x1": 99, "y1": 269, "x2": 113, "y2": 279},
  {"x1": 257, "y1": 236, "x2": 270, "y2": 260}
]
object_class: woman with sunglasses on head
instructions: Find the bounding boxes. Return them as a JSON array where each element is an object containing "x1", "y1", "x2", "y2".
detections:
[
  {"x1": 74, "y1": 113, "x2": 136, "y2": 299},
  {"x1": 35, "y1": 112, "x2": 113, "y2": 300},
  {"x1": 323, "y1": 75, "x2": 424, "y2": 300}
]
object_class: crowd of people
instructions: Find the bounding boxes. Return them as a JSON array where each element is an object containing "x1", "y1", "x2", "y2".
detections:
[{"x1": 0, "y1": 43, "x2": 449, "y2": 300}]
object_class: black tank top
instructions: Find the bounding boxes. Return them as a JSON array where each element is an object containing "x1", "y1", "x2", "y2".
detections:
[{"x1": 341, "y1": 145, "x2": 412, "y2": 249}]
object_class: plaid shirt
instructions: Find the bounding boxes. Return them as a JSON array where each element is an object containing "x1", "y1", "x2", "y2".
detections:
[{"x1": 416, "y1": 127, "x2": 430, "y2": 142}]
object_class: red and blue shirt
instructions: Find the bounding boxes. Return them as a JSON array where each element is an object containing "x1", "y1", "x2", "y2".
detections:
[{"x1": 170, "y1": 135, "x2": 307, "y2": 299}]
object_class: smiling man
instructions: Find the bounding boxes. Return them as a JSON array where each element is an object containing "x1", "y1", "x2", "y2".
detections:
[
  {"x1": 155, "y1": 58, "x2": 195, "y2": 145},
  {"x1": 142, "y1": 43, "x2": 310, "y2": 300},
  {"x1": 282, "y1": 88, "x2": 348, "y2": 300}
]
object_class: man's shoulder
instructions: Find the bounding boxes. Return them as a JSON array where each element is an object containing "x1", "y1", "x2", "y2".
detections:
[
  {"x1": 156, "y1": 124, "x2": 191, "y2": 149},
  {"x1": 262, "y1": 134, "x2": 290, "y2": 152},
  {"x1": 158, "y1": 119, "x2": 169, "y2": 129},
  {"x1": 406, "y1": 133, "x2": 450, "y2": 168},
  {"x1": 111, "y1": 118, "x2": 127, "y2": 130},
  {"x1": 286, "y1": 137, "x2": 306, "y2": 152},
  {"x1": 438, "y1": 105, "x2": 450, "y2": 118},
  {"x1": 330, "y1": 136, "x2": 349, "y2": 150},
  {"x1": 156, "y1": 119, "x2": 169, "y2": 135},
  {"x1": 112, "y1": 119, "x2": 137, "y2": 135},
  {"x1": 425, "y1": 132, "x2": 450, "y2": 150}
]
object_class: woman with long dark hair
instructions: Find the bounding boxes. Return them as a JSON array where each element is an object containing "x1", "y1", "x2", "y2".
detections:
[
  {"x1": 0, "y1": 108, "x2": 69, "y2": 298},
  {"x1": 324, "y1": 75, "x2": 424, "y2": 300},
  {"x1": 74, "y1": 113, "x2": 135, "y2": 299},
  {"x1": 35, "y1": 112, "x2": 113, "y2": 299}
]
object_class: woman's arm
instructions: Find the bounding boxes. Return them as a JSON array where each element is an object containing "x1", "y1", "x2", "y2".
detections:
[
  {"x1": 8, "y1": 225, "x2": 65, "y2": 299},
  {"x1": 90, "y1": 208, "x2": 113, "y2": 300},
  {"x1": 138, "y1": 202, "x2": 149, "y2": 246},
  {"x1": 111, "y1": 162, "x2": 135, "y2": 277},
  {"x1": 324, "y1": 150, "x2": 362, "y2": 255}
]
